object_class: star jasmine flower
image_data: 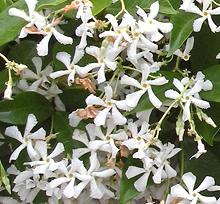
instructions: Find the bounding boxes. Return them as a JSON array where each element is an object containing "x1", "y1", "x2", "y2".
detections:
[
  {"x1": 37, "y1": 21, "x2": 73, "y2": 56},
  {"x1": 9, "y1": 0, "x2": 46, "y2": 38},
  {"x1": 99, "y1": 13, "x2": 132, "y2": 51},
  {"x1": 170, "y1": 172, "x2": 218, "y2": 203},
  {"x1": 78, "y1": 44, "x2": 123, "y2": 84},
  {"x1": 137, "y1": 2, "x2": 173, "y2": 42},
  {"x1": 126, "y1": 157, "x2": 154, "y2": 192},
  {"x1": 86, "y1": 85, "x2": 129, "y2": 126},
  {"x1": 26, "y1": 141, "x2": 64, "y2": 174},
  {"x1": 180, "y1": 0, "x2": 220, "y2": 32},
  {"x1": 49, "y1": 158, "x2": 87, "y2": 198},
  {"x1": 21, "y1": 57, "x2": 53, "y2": 90},
  {"x1": 5, "y1": 114, "x2": 46, "y2": 162},
  {"x1": 190, "y1": 139, "x2": 207, "y2": 159},
  {"x1": 88, "y1": 120, "x2": 128, "y2": 158},
  {"x1": 165, "y1": 77, "x2": 211, "y2": 121},
  {"x1": 121, "y1": 68, "x2": 168, "y2": 109},
  {"x1": 173, "y1": 37, "x2": 194, "y2": 61},
  {"x1": 152, "y1": 143, "x2": 181, "y2": 184},
  {"x1": 50, "y1": 48, "x2": 84, "y2": 86},
  {"x1": 73, "y1": 153, "x2": 116, "y2": 199}
]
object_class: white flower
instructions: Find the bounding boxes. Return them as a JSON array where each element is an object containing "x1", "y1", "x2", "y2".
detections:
[
  {"x1": 9, "y1": 0, "x2": 46, "y2": 38},
  {"x1": 99, "y1": 14, "x2": 132, "y2": 51},
  {"x1": 5, "y1": 114, "x2": 46, "y2": 161},
  {"x1": 78, "y1": 45, "x2": 122, "y2": 84},
  {"x1": 50, "y1": 48, "x2": 84, "y2": 86},
  {"x1": 137, "y1": 2, "x2": 173, "y2": 42},
  {"x1": 73, "y1": 153, "x2": 116, "y2": 199},
  {"x1": 180, "y1": 0, "x2": 220, "y2": 32},
  {"x1": 121, "y1": 68, "x2": 168, "y2": 109},
  {"x1": 170, "y1": 172, "x2": 218, "y2": 204},
  {"x1": 86, "y1": 85, "x2": 129, "y2": 126},
  {"x1": 173, "y1": 37, "x2": 194, "y2": 61},
  {"x1": 21, "y1": 57, "x2": 53, "y2": 90},
  {"x1": 88, "y1": 120, "x2": 128, "y2": 158},
  {"x1": 25, "y1": 141, "x2": 64, "y2": 174},
  {"x1": 49, "y1": 158, "x2": 87, "y2": 198},
  {"x1": 126, "y1": 157, "x2": 154, "y2": 192},
  {"x1": 4, "y1": 81, "x2": 13, "y2": 100},
  {"x1": 165, "y1": 77, "x2": 211, "y2": 121},
  {"x1": 152, "y1": 143, "x2": 181, "y2": 184},
  {"x1": 37, "y1": 23, "x2": 73, "y2": 56}
]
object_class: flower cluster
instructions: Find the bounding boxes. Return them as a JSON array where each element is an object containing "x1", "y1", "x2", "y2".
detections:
[{"x1": 0, "y1": 0, "x2": 220, "y2": 203}]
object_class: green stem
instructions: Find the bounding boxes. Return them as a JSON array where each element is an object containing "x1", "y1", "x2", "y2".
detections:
[{"x1": 180, "y1": 141, "x2": 184, "y2": 178}]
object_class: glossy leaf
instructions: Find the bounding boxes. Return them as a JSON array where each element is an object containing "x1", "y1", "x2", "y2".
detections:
[
  {"x1": 0, "y1": 69, "x2": 8, "y2": 94},
  {"x1": 119, "y1": 157, "x2": 141, "y2": 204},
  {"x1": 36, "y1": 0, "x2": 68, "y2": 10},
  {"x1": 168, "y1": 12, "x2": 197, "y2": 56},
  {"x1": 91, "y1": 0, "x2": 112, "y2": 15},
  {"x1": 53, "y1": 112, "x2": 74, "y2": 154},
  {"x1": 0, "y1": 0, "x2": 26, "y2": 47},
  {"x1": 0, "y1": 92, "x2": 53, "y2": 125}
]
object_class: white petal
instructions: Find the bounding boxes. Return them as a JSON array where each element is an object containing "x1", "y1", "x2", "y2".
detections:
[
  {"x1": 27, "y1": 142, "x2": 38, "y2": 159},
  {"x1": 112, "y1": 106, "x2": 127, "y2": 125},
  {"x1": 165, "y1": 89, "x2": 180, "y2": 99},
  {"x1": 121, "y1": 75, "x2": 142, "y2": 89},
  {"x1": 48, "y1": 143, "x2": 64, "y2": 159},
  {"x1": 86, "y1": 94, "x2": 105, "y2": 106},
  {"x1": 52, "y1": 28, "x2": 73, "y2": 45},
  {"x1": 148, "y1": 87, "x2": 162, "y2": 109},
  {"x1": 8, "y1": 8, "x2": 30, "y2": 21},
  {"x1": 25, "y1": 0, "x2": 37, "y2": 15},
  {"x1": 90, "y1": 179, "x2": 103, "y2": 199},
  {"x1": 182, "y1": 172, "x2": 196, "y2": 193},
  {"x1": 24, "y1": 114, "x2": 38, "y2": 136},
  {"x1": 29, "y1": 128, "x2": 46, "y2": 140},
  {"x1": 126, "y1": 90, "x2": 145, "y2": 108},
  {"x1": 37, "y1": 33, "x2": 52, "y2": 56},
  {"x1": 50, "y1": 70, "x2": 71, "y2": 79},
  {"x1": 5, "y1": 126, "x2": 23, "y2": 143},
  {"x1": 92, "y1": 169, "x2": 115, "y2": 178},
  {"x1": 126, "y1": 166, "x2": 145, "y2": 179},
  {"x1": 63, "y1": 179, "x2": 76, "y2": 198},
  {"x1": 191, "y1": 97, "x2": 210, "y2": 109},
  {"x1": 173, "y1": 78, "x2": 184, "y2": 92},
  {"x1": 49, "y1": 177, "x2": 69, "y2": 188},
  {"x1": 193, "y1": 17, "x2": 205, "y2": 32},
  {"x1": 134, "y1": 172, "x2": 150, "y2": 192},
  {"x1": 94, "y1": 108, "x2": 111, "y2": 126},
  {"x1": 195, "y1": 176, "x2": 215, "y2": 193},
  {"x1": 149, "y1": 1, "x2": 159, "y2": 19},
  {"x1": 56, "y1": 52, "x2": 71, "y2": 69},
  {"x1": 170, "y1": 184, "x2": 191, "y2": 199},
  {"x1": 10, "y1": 144, "x2": 26, "y2": 162}
]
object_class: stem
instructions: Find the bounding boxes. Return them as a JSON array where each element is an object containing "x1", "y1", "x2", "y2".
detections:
[
  {"x1": 173, "y1": 57, "x2": 180, "y2": 72},
  {"x1": 180, "y1": 141, "x2": 184, "y2": 178},
  {"x1": 123, "y1": 66, "x2": 142, "y2": 73},
  {"x1": 0, "y1": 53, "x2": 9, "y2": 63},
  {"x1": 115, "y1": 0, "x2": 128, "y2": 18},
  {"x1": 152, "y1": 100, "x2": 178, "y2": 139}
]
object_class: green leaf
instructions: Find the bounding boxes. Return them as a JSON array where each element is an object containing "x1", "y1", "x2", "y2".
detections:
[
  {"x1": 91, "y1": 0, "x2": 112, "y2": 15},
  {"x1": 0, "y1": 69, "x2": 8, "y2": 94},
  {"x1": 53, "y1": 112, "x2": 74, "y2": 154},
  {"x1": 59, "y1": 88, "x2": 90, "y2": 112},
  {"x1": 0, "y1": 0, "x2": 13, "y2": 12},
  {"x1": 191, "y1": 25, "x2": 220, "y2": 71},
  {"x1": 129, "y1": 71, "x2": 180, "y2": 114},
  {"x1": 36, "y1": 0, "x2": 69, "y2": 10},
  {"x1": 107, "y1": 0, "x2": 178, "y2": 16},
  {"x1": 184, "y1": 139, "x2": 220, "y2": 185},
  {"x1": 168, "y1": 12, "x2": 197, "y2": 56},
  {"x1": 119, "y1": 157, "x2": 141, "y2": 204},
  {"x1": 8, "y1": 40, "x2": 37, "y2": 69},
  {"x1": 0, "y1": 161, "x2": 11, "y2": 194},
  {"x1": 0, "y1": 0, "x2": 27, "y2": 47},
  {"x1": 200, "y1": 65, "x2": 220, "y2": 103},
  {"x1": 0, "y1": 92, "x2": 53, "y2": 125}
]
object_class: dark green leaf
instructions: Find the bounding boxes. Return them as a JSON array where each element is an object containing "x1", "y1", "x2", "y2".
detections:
[
  {"x1": 119, "y1": 157, "x2": 141, "y2": 204},
  {"x1": 8, "y1": 40, "x2": 37, "y2": 69},
  {"x1": 168, "y1": 12, "x2": 197, "y2": 56},
  {"x1": 0, "y1": 69, "x2": 8, "y2": 94},
  {"x1": 0, "y1": 0, "x2": 13, "y2": 12},
  {"x1": 53, "y1": 111, "x2": 74, "y2": 154},
  {"x1": 191, "y1": 25, "x2": 220, "y2": 71},
  {"x1": 0, "y1": 0, "x2": 26, "y2": 47},
  {"x1": 200, "y1": 65, "x2": 220, "y2": 103},
  {"x1": 0, "y1": 92, "x2": 53, "y2": 124}
]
